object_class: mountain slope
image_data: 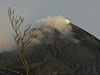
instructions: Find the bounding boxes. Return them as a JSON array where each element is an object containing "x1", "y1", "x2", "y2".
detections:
[{"x1": 0, "y1": 16, "x2": 100, "y2": 75}]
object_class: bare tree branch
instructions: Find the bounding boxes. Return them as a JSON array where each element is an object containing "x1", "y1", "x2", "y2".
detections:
[
  {"x1": 0, "y1": 64, "x2": 23, "y2": 75},
  {"x1": 8, "y1": 7, "x2": 37, "y2": 75}
]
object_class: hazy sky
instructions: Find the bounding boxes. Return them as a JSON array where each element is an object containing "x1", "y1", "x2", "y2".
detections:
[{"x1": 0, "y1": 0, "x2": 100, "y2": 50}]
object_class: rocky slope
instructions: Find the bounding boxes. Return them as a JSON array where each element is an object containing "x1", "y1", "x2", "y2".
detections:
[{"x1": 0, "y1": 16, "x2": 100, "y2": 75}]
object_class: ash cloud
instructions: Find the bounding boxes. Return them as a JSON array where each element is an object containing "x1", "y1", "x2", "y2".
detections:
[
  {"x1": 36, "y1": 16, "x2": 71, "y2": 35},
  {"x1": 31, "y1": 16, "x2": 74, "y2": 44},
  {"x1": 0, "y1": 16, "x2": 77, "y2": 52},
  {"x1": 0, "y1": 28, "x2": 15, "y2": 52}
]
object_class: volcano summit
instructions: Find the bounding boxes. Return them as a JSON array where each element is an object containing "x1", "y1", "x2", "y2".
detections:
[{"x1": 0, "y1": 16, "x2": 100, "y2": 75}]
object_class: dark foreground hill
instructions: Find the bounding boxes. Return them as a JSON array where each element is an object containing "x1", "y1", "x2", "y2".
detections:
[{"x1": 0, "y1": 16, "x2": 100, "y2": 75}]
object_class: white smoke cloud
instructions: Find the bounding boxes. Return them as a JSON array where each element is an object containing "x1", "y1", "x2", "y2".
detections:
[
  {"x1": 31, "y1": 16, "x2": 74, "y2": 44},
  {"x1": 0, "y1": 16, "x2": 75, "y2": 52},
  {"x1": 36, "y1": 16, "x2": 71, "y2": 35}
]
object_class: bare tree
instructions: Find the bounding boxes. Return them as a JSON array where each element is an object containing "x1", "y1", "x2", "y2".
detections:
[{"x1": 7, "y1": 7, "x2": 36, "y2": 75}]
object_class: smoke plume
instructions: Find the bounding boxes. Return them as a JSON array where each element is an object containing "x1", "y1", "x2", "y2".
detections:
[{"x1": 0, "y1": 16, "x2": 77, "y2": 51}]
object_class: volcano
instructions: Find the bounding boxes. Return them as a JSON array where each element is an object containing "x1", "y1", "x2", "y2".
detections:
[{"x1": 0, "y1": 16, "x2": 100, "y2": 75}]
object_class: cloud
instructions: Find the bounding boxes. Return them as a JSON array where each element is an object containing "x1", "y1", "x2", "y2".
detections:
[
  {"x1": 0, "y1": 15, "x2": 74, "y2": 51},
  {"x1": 31, "y1": 16, "x2": 74, "y2": 45},
  {"x1": 36, "y1": 16, "x2": 71, "y2": 35}
]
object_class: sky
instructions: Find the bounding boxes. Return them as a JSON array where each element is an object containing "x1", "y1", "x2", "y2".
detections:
[{"x1": 0, "y1": 0, "x2": 100, "y2": 50}]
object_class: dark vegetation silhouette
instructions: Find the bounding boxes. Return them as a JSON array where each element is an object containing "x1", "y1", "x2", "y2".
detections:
[{"x1": 0, "y1": 8, "x2": 100, "y2": 75}]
